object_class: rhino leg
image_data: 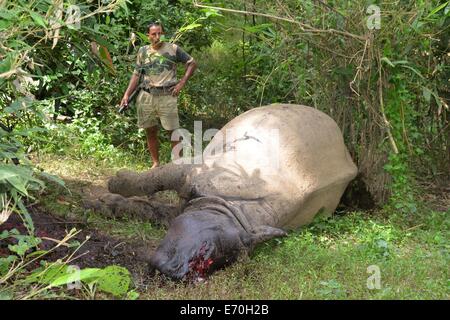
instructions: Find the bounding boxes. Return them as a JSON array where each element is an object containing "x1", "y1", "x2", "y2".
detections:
[
  {"x1": 84, "y1": 193, "x2": 180, "y2": 227},
  {"x1": 108, "y1": 163, "x2": 191, "y2": 197}
]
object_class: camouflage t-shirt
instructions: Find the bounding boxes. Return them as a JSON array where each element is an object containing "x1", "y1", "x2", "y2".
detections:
[{"x1": 133, "y1": 42, "x2": 194, "y2": 88}]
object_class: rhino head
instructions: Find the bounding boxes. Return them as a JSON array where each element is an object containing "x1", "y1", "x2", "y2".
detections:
[{"x1": 148, "y1": 210, "x2": 245, "y2": 280}]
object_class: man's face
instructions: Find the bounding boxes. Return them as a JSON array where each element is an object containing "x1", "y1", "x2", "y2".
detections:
[{"x1": 148, "y1": 25, "x2": 163, "y2": 47}]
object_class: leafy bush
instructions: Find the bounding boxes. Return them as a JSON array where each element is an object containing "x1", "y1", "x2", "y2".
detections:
[{"x1": 25, "y1": 263, "x2": 136, "y2": 299}]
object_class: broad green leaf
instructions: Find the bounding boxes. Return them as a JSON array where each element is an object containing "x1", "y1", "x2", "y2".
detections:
[
  {"x1": 0, "y1": 165, "x2": 44, "y2": 205},
  {"x1": 0, "y1": 165, "x2": 43, "y2": 186},
  {"x1": 201, "y1": 8, "x2": 222, "y2": 18},
  {"x1": 0, "y1": 256, "x2": 17, "y2": 277},
  {"x1": 136, "y1": 32, "x2": 150, "y2": 43},
  {"x1": 178, "y1": 23, "x2": 202, "y2": 33},
  {"x1": 1, "y1": 230, "x2": 11, "y2": 240},
  {"x1": 0, "y1": 229, "x2": 19, "y2": 239},
  {"x1": 0, "y1": 20, "x2": 12, "y2": 29},
  {"x1": 97, "y1": 265, "x2": 131, "y2": 297},
  {"x1": 25, "y1": 264, "x2": 69, "y2": 284},
  {"x1": 8, "y1": 236, "x2": 40, "y2": 256},
  {"x1": 6, "y1": 176, "x2": 28, "y2": 196},
  {"x1": 0, "y1": 10, "x2": 15, "y2": 20},
  {"x1": 17, "y1": 200, "x2": 34, "y2": 233},
  {"x1": 0, "y1": 54, "x2": 14, "y2": 74},
  {"x1": 29, "y1": 11, "x2": 47, "y2": 28},
  {"x1": 49, "y1": 268, "x2": 102, "y2": 287},
  {"x1": 38, "y1": 171, "x2": 65, "y2": 188},
  {"x1": 0, "y1": 168, "x2": 18, "y2": 181}
]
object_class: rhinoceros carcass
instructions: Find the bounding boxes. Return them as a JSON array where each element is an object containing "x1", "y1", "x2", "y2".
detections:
[{"x1": 95, "y1": 104, "x2": 357, "y2": 279}]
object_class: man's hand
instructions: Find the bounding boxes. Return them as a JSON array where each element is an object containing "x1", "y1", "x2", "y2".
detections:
[
  {"x1": 120, "y1": 95, "x2": 129, "y2": 106},
  {"x1": 171, "y1": 81, "x2": 185, "y2": 96},
  {"x1": 119, "y1": 95, "x2": 129, "y2": 109},
  {"x1": 171, "y1": 60, "x2": 196, "y2": 96},
  {"x1": 118, "y1": 95, "x2": 130, "y2": 113}
]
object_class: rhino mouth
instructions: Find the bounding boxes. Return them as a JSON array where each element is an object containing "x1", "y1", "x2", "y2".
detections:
[{"x1": 150, "y1": 240, "x2": 216, "y2": 281}]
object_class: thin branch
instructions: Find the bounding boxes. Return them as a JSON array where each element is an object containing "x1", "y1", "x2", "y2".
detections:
[
  {"x1": 193, "y1": 1, "x2": 366, "y2": 41},
  {"x1": 377, "y1": 51, "x2": 399, "y2": 154},
  {"x1": 349, "y1": 37, "x2": 370, "y2": 96}
]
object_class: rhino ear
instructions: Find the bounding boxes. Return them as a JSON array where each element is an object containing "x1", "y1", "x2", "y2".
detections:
[{"x1": 247, "y1": 225, "x2": 288, "y2": 247}]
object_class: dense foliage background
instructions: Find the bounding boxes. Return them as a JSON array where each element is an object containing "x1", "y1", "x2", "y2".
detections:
[{"x1": 0, "y1": 0, "x2": 448, "y2": 299}]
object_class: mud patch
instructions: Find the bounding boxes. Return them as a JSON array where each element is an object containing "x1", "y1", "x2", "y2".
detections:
[{"x1": 0, "y1": 207, "x2": 158, "y2": 290}]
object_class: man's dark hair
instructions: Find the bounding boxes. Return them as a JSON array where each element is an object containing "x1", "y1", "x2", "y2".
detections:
[{"x1": 147, "y1": 21, "x2": 164, "y2": 32}]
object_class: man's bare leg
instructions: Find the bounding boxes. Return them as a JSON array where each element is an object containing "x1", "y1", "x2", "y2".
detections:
[
  {"x1": 145, "y1": 126, "x2": 160, "y2": 169},
  {"x1": 168, "y1": 130, "x2": 182, "y2": 161}
]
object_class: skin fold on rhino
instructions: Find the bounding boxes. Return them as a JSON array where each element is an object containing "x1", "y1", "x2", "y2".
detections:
[{"x1": 88, "y1": 104, "x2": 358, "y2": 280}]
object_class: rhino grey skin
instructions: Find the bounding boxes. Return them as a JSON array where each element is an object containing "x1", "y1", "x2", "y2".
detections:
[{"x1": 102, "y1": 104, "x2": 357, "y2": 279}]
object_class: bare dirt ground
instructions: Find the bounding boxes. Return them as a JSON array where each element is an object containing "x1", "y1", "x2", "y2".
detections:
[
  {"x1": 0, "y1": 208, "x2": 158, "y2": 289},
  {"x1": 0, "y1": 167, "x2": 166, "y2": 291}
]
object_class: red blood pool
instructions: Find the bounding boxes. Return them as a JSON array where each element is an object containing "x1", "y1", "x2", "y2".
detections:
[{"x1": 187, "y1": 242, "x2": 214, "y2": 280}]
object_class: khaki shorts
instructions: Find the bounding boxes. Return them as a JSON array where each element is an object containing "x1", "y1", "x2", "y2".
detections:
[{"x1": 136, "y1": 91, "x2": 179, "y2": 130}]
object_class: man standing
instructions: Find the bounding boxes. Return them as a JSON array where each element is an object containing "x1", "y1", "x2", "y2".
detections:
[{"x1": 120, "y1": 22, "x2": 197, "y2": 169}]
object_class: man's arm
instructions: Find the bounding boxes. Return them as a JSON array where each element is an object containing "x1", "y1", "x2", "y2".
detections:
[
  {"x1": 120, "y1": 73, "x2": 140, "y2": 107},
  {"x1": 171, "y1": 60, "x2": 197, "y2": 96}
]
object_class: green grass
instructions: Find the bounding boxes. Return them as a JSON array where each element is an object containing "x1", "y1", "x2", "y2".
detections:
[
  {"x1": 29, "y1": 154, "x2": 450, "y2": 299},
  {"x1": 141, "y1": 210, "x2": 448, "y2": 299}
]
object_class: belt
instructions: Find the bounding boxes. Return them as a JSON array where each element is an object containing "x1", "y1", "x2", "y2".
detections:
[{"x1": 142, "y1": 86, "x2": 174, "y2": 96}]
